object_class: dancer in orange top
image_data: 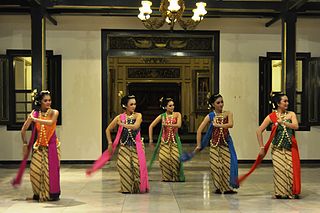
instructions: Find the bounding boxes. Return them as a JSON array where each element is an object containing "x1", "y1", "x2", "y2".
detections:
[{"x1": 13, "y1": 90, "x2": 61, "y2": 202}]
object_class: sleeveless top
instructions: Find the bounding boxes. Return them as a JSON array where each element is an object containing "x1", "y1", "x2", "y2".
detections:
[
  {"x1": 211, "y1": 116, "x2": 229, "y2": 147},
  {"x1": 161, "y1": 115, "x2": 178, "y2": 144},
  {"x1": 34, "y1": 109, "x2": 59, "y2": 148},
  {"x1": 120, "y1": 116, "x2": 139, "y2": 146},
  {"x1": 272, "y1": 119, "x2": 294, "y2": 150}
]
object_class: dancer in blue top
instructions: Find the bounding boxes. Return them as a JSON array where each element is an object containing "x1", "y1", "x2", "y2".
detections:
[{"x1": 194, "y1": 93, "x2": 239, "y2": 194}]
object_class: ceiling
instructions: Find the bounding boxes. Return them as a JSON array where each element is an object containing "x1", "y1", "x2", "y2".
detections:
[{"x1": 1, "y1": 0, "x2": 320, "y2": 27}]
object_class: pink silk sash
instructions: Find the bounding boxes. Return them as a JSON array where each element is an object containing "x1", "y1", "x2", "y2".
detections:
[
  {"x1": 11, "y1": 111, "x2": 39, "y2": 187},
  {"x1": 86, "y1": 113, "x2": 149, "y2": 193}
]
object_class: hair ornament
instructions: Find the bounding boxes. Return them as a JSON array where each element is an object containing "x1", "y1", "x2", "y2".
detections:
[
  {"x1": 206, "y1": 92, "x2": 211, "y2": 99},
  {"x1": 31, "y1": 89, "x2": 38, "y2": 101},
  {"x1": 159, "y1": 97, "x2": 165, "y2": 109},
  {"x1": 40, "y1": 90, "x2": 50, "y2": 94},
  {"x1": 118, "y1": 90, "x2": 124, "y2": 98},
  {"x1": 269, "y1": 91, "x2": 285, "y2": 109},
  {"x1": 31, "y1": 89, "x2": 39, "y2": 105},
  {"x1": 205, "y1": 92, "x2": 210, "y2": 109}
]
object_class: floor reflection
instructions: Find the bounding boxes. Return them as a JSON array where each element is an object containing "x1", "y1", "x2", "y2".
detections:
[{"x1": 0, "y1": 161, "x2": 319, "y2": 213}]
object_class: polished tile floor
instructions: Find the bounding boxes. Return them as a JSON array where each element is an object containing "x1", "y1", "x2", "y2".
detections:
[{"x1": 1, "y1": 158, "x2": 320, "y2": 213}]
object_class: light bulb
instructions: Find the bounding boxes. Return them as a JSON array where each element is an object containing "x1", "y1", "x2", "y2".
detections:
[
  {"x1": 141, "y1": 1, "x2": 153, "y2": 15},
  {"x1": 192, "y1": 14, "x2": 201, "y2": 22},
  {"x1": 138, "y1": 12, "x2": 150, "y2": 21},
  {"x1": 166, "y1": 17, "x2": 171, "y2": 24},
  {"x1": 168, "y1": 0, "x2": 180, "y2": 12},
  {"x1": 195, "y1": 2, "x2": 207, "y2": 16}
]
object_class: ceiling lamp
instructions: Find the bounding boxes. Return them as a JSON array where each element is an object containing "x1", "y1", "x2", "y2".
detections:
[{"x1": 138, "y1": 0, "x2": 207, "y2": 30}]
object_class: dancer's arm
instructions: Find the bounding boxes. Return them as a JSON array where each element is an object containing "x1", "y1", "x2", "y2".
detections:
[
  {"x1": 195, "y1": 115, "x2": 210, "y2": 152},
  {"x1": 21, "y1": 115, "x2": 33, "y2": 145},
  {"x1": 106, "y1": 116, "x2": 119, "y2": 153},
  {"x1": 256, "y1": 115, "x2": 272, "y2": 156},
  {"x1": 120, "y1": 113, "x2": 142, "y2": 130},
  {"x1": 148, "y1": 115, "x2": 162, "y2": 144},
  {"x1": 31, "y1": 110, "x2": 59, "y2": 126},
  {"x1": 21, "y1": 115, "x2": 33, "y2": 156}
]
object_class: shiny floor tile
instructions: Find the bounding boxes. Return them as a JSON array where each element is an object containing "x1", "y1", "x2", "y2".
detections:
[{"x1": 0, "y1": 160, "x2": 319, "y2": 213}]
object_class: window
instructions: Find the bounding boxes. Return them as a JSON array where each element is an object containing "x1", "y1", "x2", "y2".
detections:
[
  {"x1": 307, "y1": 58, "x2": 320, "y2": 125},
  {"x1": 14, "y1": 57, "x2": 33, "y2": 123},
  {"x1": 0, "y1": 50, "x2": 62, "y2": 130},
  {"x1": 270, "y1": 59, "x2": 304, "y2": 123},
  {"x1": 259, "y1": 52, "x2": 320, "y2": 130},
  {"x1": 0, "y1": 55, "x2": 9, "y2": 124}
]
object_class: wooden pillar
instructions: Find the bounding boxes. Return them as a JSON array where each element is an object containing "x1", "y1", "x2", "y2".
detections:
[
  {"x1": 31, "y1": 6, "x2": 46, "y2": 90},
  {"x1": 281, "y1": 11, "x2": 297, "y2": 111}
]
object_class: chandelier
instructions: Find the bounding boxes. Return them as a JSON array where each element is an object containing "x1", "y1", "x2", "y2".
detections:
[{"x1": 138, "y1": 0, "x2": 207, "y2": 30}]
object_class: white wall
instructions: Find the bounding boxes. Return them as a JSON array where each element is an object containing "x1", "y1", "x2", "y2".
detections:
[{"x1": 0, "y1": 15, "x2": 319, "y2": 160}]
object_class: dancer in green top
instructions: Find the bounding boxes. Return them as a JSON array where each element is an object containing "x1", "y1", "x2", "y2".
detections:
[{"x1": 148, "y1": 97, "x2": 185, "y2": 182}]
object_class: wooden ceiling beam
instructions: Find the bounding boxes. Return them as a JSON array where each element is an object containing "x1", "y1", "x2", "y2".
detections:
[
  {"x1": 51, "y1": 0, "x2": 283, "y2": 10},
  {"x1": 265, "y1": 0, "x2": 309, "y2": 27},
  {"x1": 1, "y1": 0, "x2": 320, "y2": 20},
  {"x1": 28, "y1": 0, "x2": 58, "y2": 25}
]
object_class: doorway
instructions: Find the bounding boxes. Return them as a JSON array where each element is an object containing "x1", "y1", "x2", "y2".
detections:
[{"x1": 101, "y1": 30, "x2": 220, "y2": 151}]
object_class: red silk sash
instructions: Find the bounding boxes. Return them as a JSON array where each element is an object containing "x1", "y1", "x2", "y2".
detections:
[{"x1": 238, "y1": 112, "x2": 301, "y2": 194}]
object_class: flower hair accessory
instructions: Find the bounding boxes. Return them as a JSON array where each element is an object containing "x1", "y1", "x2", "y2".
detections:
[
  {"x1": 118, "y1": 90, "x2": 124, "y2": 98},
  {"x1": 206, "y1": 92, "x2": 211, "y2": 99},
  {"x1": 206, "y1": 92, "x2": 212, "y2": 109},
  {"x1": 159, "y1": 97, "x2": 173, "y2": 110},
  {"x1": 31, "y1": 89, "x2": 38, "y2": 101},
  {"x1": 269, "y1": 91, "x2": 285, "y2": 109},
  {"x1": 159, "y1": 97, "x2": 165, "y2": 109},
  {"x1": 31, "y1": 89, "x2": 39, "y2": 105}
]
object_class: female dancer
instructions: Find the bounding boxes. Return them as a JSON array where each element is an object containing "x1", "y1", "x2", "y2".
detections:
[
  {"x1": 13, "y1": 90, "x2": 61, "y2": 202},
  {"x1": 87, "y1": 95, "x2": 149, "y2": 194},
  {"x1": 239, "y1": 93, "x2": 300, "y2": 199},
  {"x1": 195, "y1": 94, "x2": 238, "y2": 194},
  {"x1": 148, "y1": 97, "x2": 185, "y2": 182}
]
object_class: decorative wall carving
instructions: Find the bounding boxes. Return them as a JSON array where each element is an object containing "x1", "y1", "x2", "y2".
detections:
[
  {"x1": 109, "y1": 37, "x2": 213, "y2": 51},
  {"x1": 127, "y1": 67, "x2": 180, "y2": 79},
  {"x1": 141, "y1": 58, "x2": 168, "y2": 64}
]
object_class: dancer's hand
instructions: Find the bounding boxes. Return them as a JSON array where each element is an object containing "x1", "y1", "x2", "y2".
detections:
[
  {"x1": 277, "y1": 118, "x2": 284, "y2": 126},
  {"x1": 213, "y1": 119, "x2": 221, "y2": 128},
  {"x1": 259, "y1": 147, "x2": 265, "y2": 157},
  {"x1": 149, "y1": 143, "x2": 154, "y2": 150},
  {"x1": 194, "y1": 145, "x2": 201, "y2": 153}
]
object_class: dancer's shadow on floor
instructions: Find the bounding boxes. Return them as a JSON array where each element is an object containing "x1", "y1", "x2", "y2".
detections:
[
  {"x1": 12, "y1": 198, "x2": 86, "y2": 208},
  {"x1": 43, "y1": 198, "x2": 86, "y2": 208}
]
